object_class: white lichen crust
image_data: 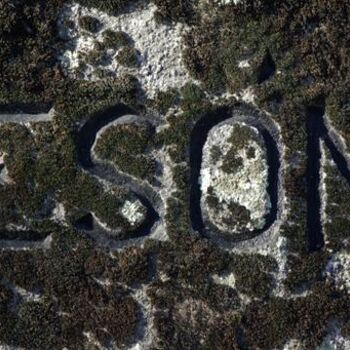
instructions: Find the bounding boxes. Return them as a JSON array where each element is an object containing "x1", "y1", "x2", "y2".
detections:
[
  {"x1": 121, "y1": 199, "x2": 146, "y2": 227},
  {"x1": 58, "y1": 2, "x2": 192, "y2": 98},
  {"x1": 200, "y1": 121, "x2": 271, "y2": 234}
]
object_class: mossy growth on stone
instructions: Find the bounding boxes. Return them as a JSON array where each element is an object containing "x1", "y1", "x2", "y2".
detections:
[
  {"x1": 84, "y1": 49, "x2": 104, "y2": 67},
  {"x1": 326, "y1": 87, "x2": 350, "y2": 152},
  {"x1": 78, "y1": 15, "x2": 102, "y2": 33},
  {"x1": 319, "y1": 148, "x2": 350, "y2": 252},
  {"x1": 54, "y1": 75, "x2": 139, "y2": 123},
  {"x1": 222, "y1": 202, "x2": 252, "y2": 229},
  {"x1": 83, "y1": 42, "x2": 109, "y2": 66},
  {"x1": 201, "y1": 120, "x2": 269, "y2": 235},
  {"x1": 221, "y1": 148, "x2": 243, "y2": 174},
  {"x1": 206, "y1": 187, "x2": 252, "y2": 234},
  {"x1": 61, "y1": 171, "x2": 144, "y2": 237},
  {"x1": 229, "y1": 253, "x2": 278, "y2": 299},
  {"x1": 151, "y1": 0, "x2": 198, "y2": 24},
  {"x1": 227, "y1": 123, "x2": 256, "y2": 150},
  {"x1": 0, "y1": 229, "x2": 144, "y2": 349},
  {"x1": 247, "y1": 145, "x2": 256, "y2": 159},
  {"x1": 102, "y1": 29, "x2": 130, "y2": 49},
  {"x1": 0, "y1": 1, "x2": 350, "y2": 348},
  {"x1": 0, "y1": 0, "x2": 20, "y2": 34},
  {"x1": 116, "y1": 46, "x2": 139, "y2": 68},
  {"x1": 209, "y1": 145, "x2": 222, "y2": 163},
  {"x1": 94, "y1": 122, "x2": 156, "y2": 182},
  {"x1": 219, "y1": 123, "x2": 260, "y2": 175},
  {"x1": 75, "y1": 0, "x2": 140, "y2": 15},
  {"x1": 149, "y1": 89, "x2": 179, "y2": 115},
  {"x1": 0, "y1": 0, "x2": 65, "y2": 104},
  {"x1": 95, "y1": 123, "x2": 151, "y2": 157},
  {"x1": 94, "y1": 67, "x2": 113, "y2": 79},
  {"x1": 206, "y1": 186, "x2": 220, "y2": 210}
]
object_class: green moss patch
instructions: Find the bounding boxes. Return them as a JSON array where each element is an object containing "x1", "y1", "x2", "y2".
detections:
[
  {"x1": 78, "y1": 15, "x2": 102, "y2": 33},
  {"x1": 75, "y1": 0, "x2": 140, "y2": 15},
  {"x1": 94, "y1": 122, "x2": 156, "y2": 182},
  {"x1": 102, "y1": 29, "x2": 130, "y2": 49},
  {"x1": 116, "y1": 46, "x2": 140, "y2": 68}
]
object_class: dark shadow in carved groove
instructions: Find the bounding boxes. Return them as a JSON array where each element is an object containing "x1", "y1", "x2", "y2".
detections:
[
  {"x1": 189, "y1": 106, "x2": 280, "y2": 242},
  {"x1": 76, "y1": 104, "x2": 159, "y2": 240},
  {"x1": 74, "y1": 213, "x2": 94, "y2": 231},
  {"x1": 0, "y1": 230, "x2": 48, "y2": 241},
  {"x1": 306, "y1": 106, "x2": 324, "y2": 251},
  {"x1": 0, "y1": 102, "x2": 52, "y2": 114},
  {"x1": 306, "y1": 105, "x2": 350, "y2": 252},
  {"x1": 257, "y1": 51, "x2": 276, "y2": 84}
]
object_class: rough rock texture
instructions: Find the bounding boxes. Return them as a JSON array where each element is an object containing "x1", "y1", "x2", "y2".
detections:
[
  {"x1": 58, "y1": 2, "x2": 192, "y2": 98},
  {"x1": 2, "y1": 0, "x2": 350, "y2": 349},
  {"x1": 200, "y1": 121, "x2": 270, "y2": 233}
]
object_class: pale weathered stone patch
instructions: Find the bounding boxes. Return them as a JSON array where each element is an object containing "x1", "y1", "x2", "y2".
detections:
[
  {"x1": 200, "y1": 121, "x2": 270, "y2": 233},
  {"x1": 58, "y1": 2, "x2": 192, "y2": 98},
  {"x1": 121, "y1": 199, "x2": 146, "y2": 227}
]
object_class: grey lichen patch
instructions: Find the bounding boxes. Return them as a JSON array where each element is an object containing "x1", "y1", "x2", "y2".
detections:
[{"x1": 200, "y1": 121, "x2": 270, "y2": 234}]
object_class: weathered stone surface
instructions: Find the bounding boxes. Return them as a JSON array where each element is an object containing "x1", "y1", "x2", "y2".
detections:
[{"x1": 200, "y1": 121, "x2": 271, "y2": 234}]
